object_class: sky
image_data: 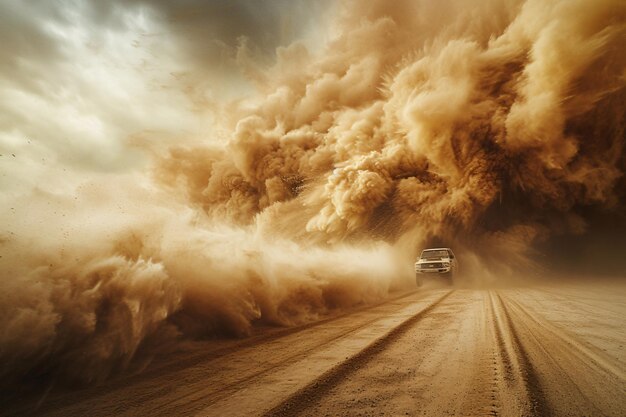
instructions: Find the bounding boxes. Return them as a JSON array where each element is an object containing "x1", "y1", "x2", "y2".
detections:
[{"x1": 0, "y1": 0, "x2": 332, "y2": 193}]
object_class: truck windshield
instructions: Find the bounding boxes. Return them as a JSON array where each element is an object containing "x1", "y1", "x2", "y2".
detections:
[{"x1": 421, "y1": 250, "x2": 449, "y2": 259}]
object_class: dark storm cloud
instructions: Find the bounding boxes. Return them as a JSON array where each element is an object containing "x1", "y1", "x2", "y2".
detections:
[
  {"x1": 77, "y1": 0, "x2": 334, "y2": 88},
  {"x1": 129, "y1": 0, "x2": 335, "y2": 100},
  {"x1": 140, "y1": 0, "x2": 328, "y2": 51}
]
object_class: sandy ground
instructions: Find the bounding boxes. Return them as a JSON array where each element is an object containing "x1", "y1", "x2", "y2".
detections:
[{"x1": 2, "y1": 281, "x2": 625, "y2": 417}]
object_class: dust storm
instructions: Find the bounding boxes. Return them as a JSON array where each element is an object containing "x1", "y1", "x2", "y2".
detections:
[{"x1": 0, "y1": 0, "x2": 624, "y2": 387}]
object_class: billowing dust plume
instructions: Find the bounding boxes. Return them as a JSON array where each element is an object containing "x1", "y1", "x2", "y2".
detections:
[{"x1": 1, "y1": 0, "x2": 625, "y2": 385}]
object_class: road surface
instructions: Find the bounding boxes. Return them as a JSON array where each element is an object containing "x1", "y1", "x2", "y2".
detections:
[{"x1": 3, "y1": 283, "x2": 625, "y2": 416}]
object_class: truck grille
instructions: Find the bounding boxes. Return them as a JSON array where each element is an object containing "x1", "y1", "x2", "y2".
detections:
[{"x1": 421, "y1": 263, "x2": 443, "y2": 269}]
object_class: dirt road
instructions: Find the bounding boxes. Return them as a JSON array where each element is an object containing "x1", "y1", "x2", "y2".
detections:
[{"x1": 3, "y1": 283, "x2": 625, "y2": 416}]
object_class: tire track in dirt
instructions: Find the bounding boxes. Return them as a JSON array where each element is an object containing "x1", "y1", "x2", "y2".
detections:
[
  {"x1": 461, "y1": 292, "x2": 508, "y2": 417},
  {"x1": 498, "y1": 290, "x2": 625, "y2": 417},
  {"x1": 152, "y1": 294, "x2": 441, "y2": 417},
  {"x1": 284, "y1": 289, "x2": 490, "y2": 417},
  {"x1": 458, "y1": 292, "x2": 501, "y2": 417},
  {"x1": 244, "y1": 291, "x2": 455, "y2": 417},
  {"x1": 489, "y1": 291, "x2": 550, "y2": 417},
  {"x1": 271, "y1": 290, "x2": 540, "y2": 417},
  {"x1": 506, "y1": 291, "x2": 625, "y2": 382}
]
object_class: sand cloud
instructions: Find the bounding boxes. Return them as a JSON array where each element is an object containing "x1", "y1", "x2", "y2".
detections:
[{"x1": 1, "y1": 0, "x2": 624, "y2": 385}]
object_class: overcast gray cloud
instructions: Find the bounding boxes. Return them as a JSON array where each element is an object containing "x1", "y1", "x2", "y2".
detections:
[{"x1": 0, "y1": 0, "x2": 331, "y2": 195}]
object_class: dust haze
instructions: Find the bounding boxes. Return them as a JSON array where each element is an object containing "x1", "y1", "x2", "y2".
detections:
[{"x1": 1, "y1": 0, "x2": 625, "y2": 386}]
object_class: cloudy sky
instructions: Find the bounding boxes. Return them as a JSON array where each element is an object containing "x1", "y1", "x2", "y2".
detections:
[{"x1": 0, "y1": 0, "x2": 332, "y2": 195}]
